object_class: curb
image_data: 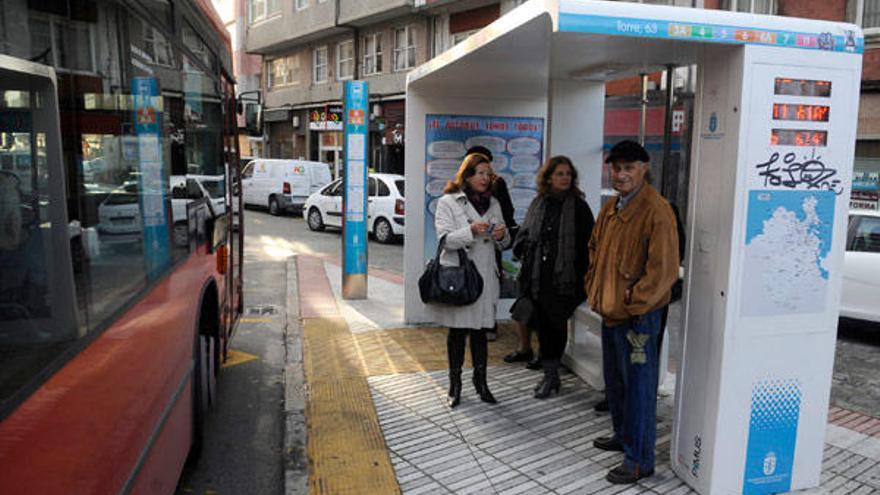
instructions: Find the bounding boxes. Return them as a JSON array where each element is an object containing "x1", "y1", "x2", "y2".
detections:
[{"x1": 283, "y1": 256, "x2": 308, "y2": 495}]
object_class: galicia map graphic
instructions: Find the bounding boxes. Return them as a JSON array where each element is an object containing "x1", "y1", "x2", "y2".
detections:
[{"x1": 740, "y1": 190, "x2": 835, "y2": 317}]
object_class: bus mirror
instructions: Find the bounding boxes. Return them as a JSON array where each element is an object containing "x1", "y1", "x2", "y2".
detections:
[
  {"x1": 207, "y1": 212, "x2": 229, "y2": 253},
  {"x1": 245, "y1": 103, "x2": 262, "y2": 137}
]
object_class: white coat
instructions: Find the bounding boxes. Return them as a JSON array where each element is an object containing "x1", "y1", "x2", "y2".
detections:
[{"x1": 427, "y1": 190, "x2": 511, "y2": 329}]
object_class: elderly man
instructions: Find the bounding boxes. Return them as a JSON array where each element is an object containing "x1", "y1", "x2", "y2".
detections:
[{"x1": 585, "y1": 140, "x2": 679, "y2": 484}]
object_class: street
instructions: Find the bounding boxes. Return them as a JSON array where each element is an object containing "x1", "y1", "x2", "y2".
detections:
[
  {"x1": 175, "y1": 208, "x2": 404, "y2": 494},
  {"x1": 175, "y1": 208, "x2": 880, "y2": 493}
]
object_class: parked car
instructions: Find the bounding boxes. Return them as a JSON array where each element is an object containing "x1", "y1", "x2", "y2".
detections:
[
  {"x1": 97, "y1": 175, "x2": 226, "y2": 244},
  {"x1": 239, "y1": 159, "x2": 332, "y2": 215},
  {"x1": 840, "y1": 208, "x2": 880, "y2": 324},
  {"x1": 303, "y1": 173, "x2": 405, "y2": 244}
]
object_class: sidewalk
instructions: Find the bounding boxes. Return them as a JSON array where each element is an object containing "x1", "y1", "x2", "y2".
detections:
[{"x1": 284, "y1": 254, "x2": 880, "y2": 495}]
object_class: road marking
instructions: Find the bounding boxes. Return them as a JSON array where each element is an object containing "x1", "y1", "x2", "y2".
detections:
[{"x1": 223, "y1": 349, "x2": 259, "y2": 368}]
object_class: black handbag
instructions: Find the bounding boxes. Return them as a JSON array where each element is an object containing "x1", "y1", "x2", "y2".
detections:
[{"x1": 419, "y1": 235, "x2": 484, "y2": 306}]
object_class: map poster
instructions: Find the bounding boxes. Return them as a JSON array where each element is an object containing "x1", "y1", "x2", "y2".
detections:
[
  {"x1": 424, "y1": 114, "x2": 544, "y2": 298},
  {"x1": 740, "y1": 190, "x2": 836, "y2": 317}
]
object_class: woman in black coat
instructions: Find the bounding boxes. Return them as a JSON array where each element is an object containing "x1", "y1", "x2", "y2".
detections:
[{"x1": 513, "y1": 155, "x2": 594, "y2": 399}]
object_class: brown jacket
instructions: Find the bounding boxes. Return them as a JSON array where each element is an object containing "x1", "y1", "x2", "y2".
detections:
[{"x1": 584, "y1": 184, "x2": 679, "y2": 327}]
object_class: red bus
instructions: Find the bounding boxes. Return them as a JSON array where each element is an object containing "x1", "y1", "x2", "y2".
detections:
[{"x1": 0, "y1": 0, "x2": 243, "y2": 492}]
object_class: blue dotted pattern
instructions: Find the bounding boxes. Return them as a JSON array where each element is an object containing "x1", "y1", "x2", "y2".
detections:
[{"x1": 750, "y1": 379, "x2": 802, "y2": 431}]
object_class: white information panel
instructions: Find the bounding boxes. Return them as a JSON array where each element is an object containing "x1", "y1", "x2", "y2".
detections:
[{"x1": 672, "y1": 45, "x2": 861, "y2": 495}]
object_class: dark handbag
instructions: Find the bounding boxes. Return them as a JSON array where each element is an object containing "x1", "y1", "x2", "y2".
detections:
[
  {"x1": 510, "y1": 296, "x2": 537, "y2": 327},
  {"x1": 419, "y1": 235, "x2": 484, "y2": 306}
]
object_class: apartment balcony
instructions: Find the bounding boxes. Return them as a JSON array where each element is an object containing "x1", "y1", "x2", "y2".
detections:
[{"x1": 337, "y1": 0, "x2": 415, "y2": 26}]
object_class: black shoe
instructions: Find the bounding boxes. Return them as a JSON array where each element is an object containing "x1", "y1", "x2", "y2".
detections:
[
  {"x1": 472, "y1": 367, "x2": 497, "y2": 404},
  {"x1": 593, "y1": 398, "x2": 609, "y2": 412},
  {"x1": 605, "y1": 463, "x2": 654, "y2": 484},
  {"x1": 593, "y1": 436, "x2": 624, "y2": 452},
  {"x1": 504, "y1": 349, "x2": 534, "y2": 363},
  {"x1": 525, "y1": 357, "x2": 542, "y2": 370},
  {"x1": 534, "y1": 360, "x2": 561, "y2": 399},
  {"x1": 447, "y1": 373, "x2": 462, "y2": 409}
]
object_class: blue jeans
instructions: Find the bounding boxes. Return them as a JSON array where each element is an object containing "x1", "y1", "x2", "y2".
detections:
[{"x1": 601, "y1": 309, "x2": 662, "y2": 472}]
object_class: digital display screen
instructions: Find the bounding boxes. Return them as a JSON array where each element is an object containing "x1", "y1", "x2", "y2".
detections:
[
  {"x1": 771, "y1": 129, "x2": 828, "y2": 147},
  {"x1": 774, "y1": 78, "x2": 832, "y2": 97},
  {"x1": 773, "y1": 103, "x2": 830, "y2": 122}
]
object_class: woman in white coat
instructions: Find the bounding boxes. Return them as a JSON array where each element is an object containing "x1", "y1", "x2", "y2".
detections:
[{"x1": 431, "y1": 152, "x2": 510, "y2": 408}]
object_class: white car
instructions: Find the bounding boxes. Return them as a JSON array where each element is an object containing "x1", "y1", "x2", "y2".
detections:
[
  {"x1": 97, "y1": 175, "x2": 226, "y2": 244},
  {"x1": 303, "y1": 173, "x2": 405, "y2": 244},
  {"x1": 840, "y1": 208, "x2": 880, "y2": 324}
]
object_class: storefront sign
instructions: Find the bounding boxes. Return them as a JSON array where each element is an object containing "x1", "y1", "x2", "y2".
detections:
[{"x1": 309, "y1": 106, "x2": 343, "y2": 131}]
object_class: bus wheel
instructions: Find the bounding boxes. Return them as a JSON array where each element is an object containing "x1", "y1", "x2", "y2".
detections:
[{"x1": 188, "y1": 332, "x2": 215, "y2": 464}]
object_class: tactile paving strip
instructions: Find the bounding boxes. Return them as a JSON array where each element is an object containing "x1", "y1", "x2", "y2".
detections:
[{"x1": 303, "y1": 317, "x2": 401, "y2": 494}]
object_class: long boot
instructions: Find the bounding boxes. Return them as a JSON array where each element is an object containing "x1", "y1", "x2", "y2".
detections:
[
  {"x1": 447, "y1": 328, "x2": 467, "y2": 408},
  {"x1": 470, "y1": 330, "x2": 497, "y2": 404},
  {"x1": 534, "y1": 359, "x2": 561, "y2": 399}
]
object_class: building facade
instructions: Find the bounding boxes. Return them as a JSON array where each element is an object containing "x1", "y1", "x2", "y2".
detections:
[
  {"x1": 243, "y1": 0, "x2": 526, "y2": 175},
  {"x1": 244, "y1": 0, "x2": 879, "y2": 204}
]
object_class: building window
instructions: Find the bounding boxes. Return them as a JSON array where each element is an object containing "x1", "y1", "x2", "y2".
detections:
[
  {"x1": 720, "y1": 0, "x2": 775, "y2": 14},
  {"x1": 144, "y1": 28, "x2": 174, "y2": 67},
  {"x1": 393, "y1": 25, "x2": 416, "y2": 72},
  {"x1": 337, "y1": 40, "x2": 354, "y2": 80},
  {"x1": 362, "y1": 33, "x2": 383, "y2": 75},
  {"x1": 268, "y1": 55, "x2": 300, "y2": 88},
  {"x1": 29, "y1": 15, "x2": 95, "y2": 73},
  {"x1": 249, "y1": 0, "x2": 281, "y2": 24},
  {"x1": 863, "y1": 0, "x2": 880, "y2": 28},
  {"x1": 313, "y1": 46, "x2": 328, "y2": 83},
  {"x1": 183, "y1": 24, "x2": 213, "y2": 70},
  {"x1": 296, "y1": 0, "x2": 309, "y2": 11}
]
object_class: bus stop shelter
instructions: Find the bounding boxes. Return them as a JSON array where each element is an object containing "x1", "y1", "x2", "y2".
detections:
[{"x1": 403, "y1": 1, "x2": 863, "y2": 493}]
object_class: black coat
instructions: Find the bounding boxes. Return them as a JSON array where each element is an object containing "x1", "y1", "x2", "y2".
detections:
[{"x1": 515, "y1": 194, "x2": 594, "y2": 318}]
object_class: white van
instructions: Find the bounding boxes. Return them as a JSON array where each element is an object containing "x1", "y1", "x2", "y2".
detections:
[{"x1": 240, "y1": 159, "x2": 332, "y2": 215}]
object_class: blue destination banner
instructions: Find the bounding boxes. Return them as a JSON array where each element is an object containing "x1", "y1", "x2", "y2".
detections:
[
  {"x1": 343, "y1": 80, "x2": 369, "y2": 275},
  {"x1": 132, "y1": 77, "x2": 170, "y2": 278},
  {"x1": 559, "y1": 13, "x2": 864, "y2": 54}
]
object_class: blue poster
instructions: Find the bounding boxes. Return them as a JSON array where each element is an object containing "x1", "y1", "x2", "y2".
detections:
[
  {"x1": 740, "y1": 190, "x2": 835, "y2": 317},
  {"x1": 343, "y1": 81, "x2": 368, "y2": 275},
  {"x1": 132, "y1": 77, "x2": 170, "y2": 278},
  {"x1": 742, "y1": 379, "x2": 802, "y2": 495},
  {"x1": 424, "y1": 115, "x2": 544, "y2": 297}
]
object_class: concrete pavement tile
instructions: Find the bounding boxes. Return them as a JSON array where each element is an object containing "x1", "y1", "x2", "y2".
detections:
[
  {"x1": 849, "y1": 435, "x2": 880, "y2": 460},
  {"x1": 830, "y1": 451, "x2": 868, "y2": 475},
  {"x1": 405, "y1": 480, "x2": 454, "y2": 495},
  {"x1": 824, "y1": 475, "x2": 851, "y2": 491},
  {"x1": 498, "y1": 480, "x2": 543, "y2": 495},
  {"x1": 832, "y1": 480, "x2": 870, "y2": 495},
  {"x1": 827, "y1": 423, "x2": 869, "y2": 450},
  {"x1": 556, "y1": 465, "x2": 610, "y2": 494},
  {"x1": 855, "y1": 464, "x2": 880, "y2": 489}
]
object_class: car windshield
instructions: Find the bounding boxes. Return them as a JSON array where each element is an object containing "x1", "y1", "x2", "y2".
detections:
[
  {"x1": 200, "y1": 180, "x2": 225, "y2": 198},
  {"x1": 395, "y1": 180, "x2": 404, "y2": 197},
  {"x1": 850, "y1": 215, "x2": 880, "y2": 253},
  {"x1": 104, "y1": 184, "x2": 139, "y2": 205}
]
